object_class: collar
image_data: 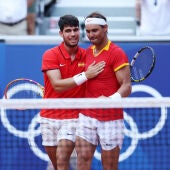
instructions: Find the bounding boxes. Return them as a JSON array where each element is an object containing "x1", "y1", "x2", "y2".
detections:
[
  {"x1": 91, "y1": 40, "x2": 111, "y2": 55},
  {"x1": 59, "y1": 42, "x2": 81, "y2": 60}
]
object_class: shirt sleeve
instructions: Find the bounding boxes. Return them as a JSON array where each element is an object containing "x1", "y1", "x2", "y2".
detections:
[
  {"x1": 111, "y1": 47, "x2": 129, "y2": 72},
  {"x1": 41, "y1": 48, "x2": 59, "y2": 72}
]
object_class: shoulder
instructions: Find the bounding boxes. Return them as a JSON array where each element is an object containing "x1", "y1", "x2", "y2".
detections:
[
  {"x1": 79, "y1": 47, "x2": 86, "y2": 55},
  {"x1": 109, "y1": 42, "x2": 126, "y2": 54},
  {"x1": 108, "y1": 43, "x2": 123, "y2": 55},
  {"x1": 109, "y1": 42, "x2": 128, "y2": 62},
  {"x1": 43, "y1": 46, "x2": 59, "y2": 58},
  {"x1": 86, "y1": 45, "x2": 93, "y2": 53}
]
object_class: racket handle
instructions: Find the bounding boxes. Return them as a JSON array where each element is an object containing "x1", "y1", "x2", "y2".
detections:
[{"x1": 109, "y1": 92, "x2": 121, "y2": 99}]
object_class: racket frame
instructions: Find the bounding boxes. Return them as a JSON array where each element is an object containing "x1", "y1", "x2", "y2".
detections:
[
  {"x1": 130, "y1": 46, "x2": 156, "y2": 82},
  {"x1": 4, "y1": 78, "x2": 44, "y2": 99}
]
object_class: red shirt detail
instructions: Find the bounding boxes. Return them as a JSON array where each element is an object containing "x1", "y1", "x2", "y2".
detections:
[
  {"x1": 40, "y1": 42, "x2": 86, "y2": 119},
  {"x1": 82, "y1": 41, "x2": 129, "y2": 121}
]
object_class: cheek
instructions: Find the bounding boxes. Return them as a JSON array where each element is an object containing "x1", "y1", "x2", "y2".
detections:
[
  {"x1": 86, "y1": 32, "x2": 90, "y2": 37},
  {"x1": 75, "y1": 32, "x2": 80, "y2": 37},
  {"x1": 98, "y1": 32, "x2": 105, "y2": 38},
  {"x1": 87, "y1": 32, "x2": 97, "y2": 38}
]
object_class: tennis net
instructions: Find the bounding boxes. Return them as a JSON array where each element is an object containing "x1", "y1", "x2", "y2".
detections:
[{"x1": 0, "y1": 97, "x2": 170, "y2": 170}]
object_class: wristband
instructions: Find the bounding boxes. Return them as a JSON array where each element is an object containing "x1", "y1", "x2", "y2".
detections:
[
  {"x1": 109, "y1": 92, "x2": 121, "y2": 99},
  {"x1": 73, "y1": 72, "x2": 88, "y2": 86}
]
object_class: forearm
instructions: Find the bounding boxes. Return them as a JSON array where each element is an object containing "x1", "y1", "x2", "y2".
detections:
[
  {"x1": 52, "y1": 77, "x2": 78, "y2": 92},
  {"x1": 49, "y1": 72, "x2": 87, "y2": 92},
  {"x1": 116, "y1": 83, "x2": 132, "y2": 97},
  {"x1": 46, "y1": 61, "x2": 105, "y2": 92}
]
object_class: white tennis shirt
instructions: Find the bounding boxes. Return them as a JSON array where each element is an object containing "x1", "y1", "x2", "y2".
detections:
[
  {"x1": 0, "y1": 0, "x2": 27, "y2": 23},
  {"x1": 139, "y1": 0, "x2": 170, "y2": 35}
]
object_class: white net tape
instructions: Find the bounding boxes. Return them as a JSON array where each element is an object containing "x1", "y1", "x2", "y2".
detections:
[
  {"x1": 0, "y1": 97, "x2": 170, "y2": 170},
  {"x1": 0, "y1": 97, "x2": 170, "y2": 109}
]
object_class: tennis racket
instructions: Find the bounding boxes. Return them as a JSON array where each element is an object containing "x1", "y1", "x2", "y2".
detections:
[
  {"x1": 4, "y1": 78, "x2": 44, "y2": 100},
  {"x1": 130, "y1": 46, "x2": 156, "y2": 82}
]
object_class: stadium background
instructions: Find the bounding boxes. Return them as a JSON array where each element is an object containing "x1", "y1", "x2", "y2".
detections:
[{"x1": 0, "y1": 37, "x2": 170, "y2": 170}]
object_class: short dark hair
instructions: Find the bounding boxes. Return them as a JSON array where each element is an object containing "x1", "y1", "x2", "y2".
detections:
[
  {"x1": 58, "y1": 15, "x2": 79, "y2": 31},
  {"x1": 85, "y1": 12, "x2": 107, "y2": 22}
]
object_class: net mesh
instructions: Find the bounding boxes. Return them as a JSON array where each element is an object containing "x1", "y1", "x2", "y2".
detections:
[{"x1": 0, "y1": 97, "x2": 170, "y2": 170}]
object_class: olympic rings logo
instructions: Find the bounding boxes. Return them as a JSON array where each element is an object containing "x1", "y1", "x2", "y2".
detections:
[
  {"x1": 0, "y1": 84, "x2": 167, "y2": 163},
  {"x1": 0, "y1": 85, "x2": 49, "y2": 161},
  {"x1": 94, "y1": 85, "x2": 167, "y2": 161}
]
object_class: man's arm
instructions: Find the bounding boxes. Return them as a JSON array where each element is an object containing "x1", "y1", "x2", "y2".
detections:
[
  {"x1": 112, "y1": 65, "x2": 132, "y2": 98},
  {"x1": 46, "y1": 61, "x2": 105, "y2": 92}
]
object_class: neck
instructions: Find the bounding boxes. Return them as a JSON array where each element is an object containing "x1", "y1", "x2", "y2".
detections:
[
  {"x1": 95, "y1": 38, "x2": 108, "y2": 51},
  {"x1": 94, "y1": 38, "x2": 109, "y2": 55},
  {"x1": 64, "y1": 43, "x2": 78, "y2": 61},
  {"x1": 64, "y1": 43, "x2": 78, "y2": 55}
]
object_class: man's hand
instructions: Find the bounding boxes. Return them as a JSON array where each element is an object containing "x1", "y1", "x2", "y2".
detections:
[{"x1": 85, "y1": 61, "x2": 105, "y2": 79}]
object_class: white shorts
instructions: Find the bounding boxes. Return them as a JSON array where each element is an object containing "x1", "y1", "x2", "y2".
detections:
[
  {"x1": 76, "y1": 113, "x2": 124, "y2": 150},
  {"x1": 40, "y1": 117, "x2": 77, "y2": 146}
]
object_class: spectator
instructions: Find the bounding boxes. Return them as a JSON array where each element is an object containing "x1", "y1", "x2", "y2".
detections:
[
  {"x1": 44, "y1": 0, "x2": 57, "y2": 17},
  {"x1": 0, "y1": 0, "x2": 35, "y2": 35},
  {"x1": 136, "y1": 0, "x2": 170, "y2": 36},
  {"x1": 27, "y1": 0, "x2": 36, "y2": 35}
]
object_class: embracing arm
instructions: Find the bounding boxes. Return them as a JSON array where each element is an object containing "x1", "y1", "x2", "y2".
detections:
[
  {"x1": 46, "y1": 69, "x2": 75, "y2": 92},
  {"x1": 46, "y1": 61, "x2": 105, "y2": 92}
]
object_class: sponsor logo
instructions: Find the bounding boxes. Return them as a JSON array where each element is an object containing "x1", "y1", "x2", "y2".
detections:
[
  {"x1": 59, "y1": 64, "x2": 66, "y2": 67},
  {"x1": 78, "y1": 62, "x2": 85, "y2": 67}
]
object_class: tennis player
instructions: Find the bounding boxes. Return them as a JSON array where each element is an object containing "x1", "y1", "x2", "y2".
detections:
[
  {"x1": 40, "y1": 14, "x2": 105, "y2": 170},
  {"x1": 75, "y1": 12, "x2": 132, "y2": 170}
]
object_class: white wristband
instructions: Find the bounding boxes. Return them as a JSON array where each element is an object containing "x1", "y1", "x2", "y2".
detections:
[
  {"x1": 73, "y1": 72, "x2": 88, "y2": 86},
  {"x1": 109, "y1": 92, "x2": 121, "y2": 99}
]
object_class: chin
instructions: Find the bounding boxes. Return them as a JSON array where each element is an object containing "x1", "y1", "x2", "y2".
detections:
[
  {"x1": 69, "y1": 44, "x2": 78, "y2": 48},
  {"x1": 70, "y1": 41, "x2": 78, "y2": 46},
  {"x1": 90, "y1": 40, "x2": 96, "y2": 44}
]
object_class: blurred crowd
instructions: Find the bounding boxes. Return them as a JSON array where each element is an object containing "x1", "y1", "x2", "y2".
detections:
[
  {"x1": 0, "y1": 0, "x2": 170, "y2": 36},
  {"x1": 136, "y1": 0, "x2": 170, "y2": 36},
  {"x1": 0, "y1": 0, "x2": 56, "y2": 36}
]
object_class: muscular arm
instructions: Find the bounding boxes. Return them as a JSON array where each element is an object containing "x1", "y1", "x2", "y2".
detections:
[
  {"x1": 115, "y1": 65, "x2": 132, "y2": 97},
  {"x1": 46, "y1": 69, "x2": 76, "y2": 92},
  {"x1": 46, "y1": 61, "x2": 105, "y2": 92}
]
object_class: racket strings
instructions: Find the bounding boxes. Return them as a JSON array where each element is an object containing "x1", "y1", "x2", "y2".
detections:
[
  {"x1": 131, "y1": 49, "x2": 154, "y2": 81},
  {"x1": 5, "y1": 81, "x2": 44, "y2": 99}
]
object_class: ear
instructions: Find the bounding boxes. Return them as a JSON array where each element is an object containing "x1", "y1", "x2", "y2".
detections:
[
  {"x1": 104, "y1": 24, "x2": 108, "y2": 33},
  {"x1": 59, "y1": 31, "x2": 63, "y2": 37}
]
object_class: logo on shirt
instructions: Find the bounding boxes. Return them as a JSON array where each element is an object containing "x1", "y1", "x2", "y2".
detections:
[
  {"x1": 78, "y1": 62, "x2": 85, "y2": 67},
  {"x1": 59, "y1": 64, "x2": 66, "y2": 67}
]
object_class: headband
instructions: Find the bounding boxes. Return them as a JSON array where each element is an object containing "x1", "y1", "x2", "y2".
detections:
[{"x1": 85, "y1": 18, "x2": 107, "y2": 25}]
